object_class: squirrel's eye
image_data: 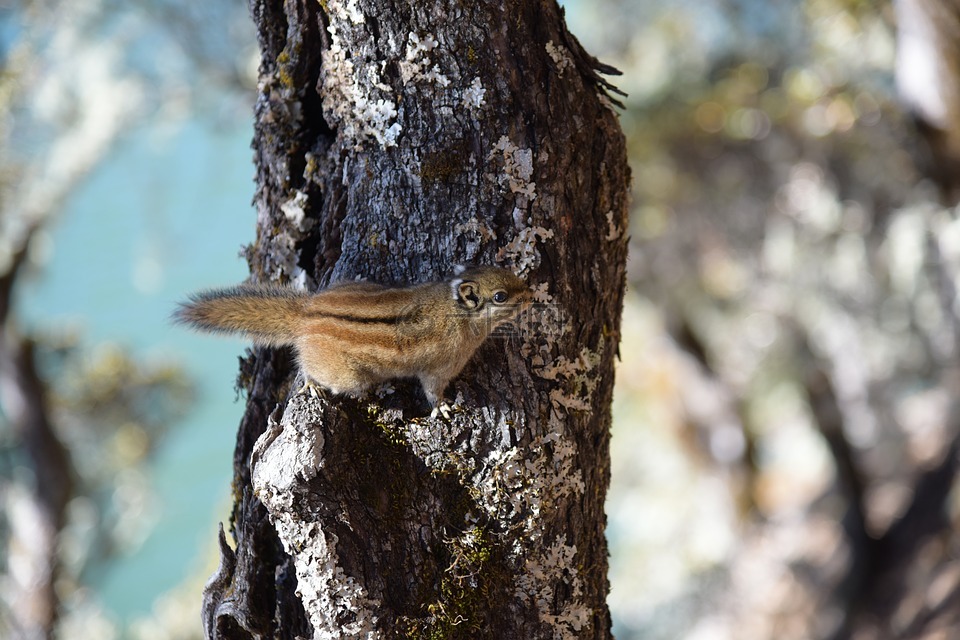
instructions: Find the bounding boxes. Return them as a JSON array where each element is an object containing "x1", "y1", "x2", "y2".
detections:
[{"x1": 492, "y1": 291, "x2": 508, "y2": 304}]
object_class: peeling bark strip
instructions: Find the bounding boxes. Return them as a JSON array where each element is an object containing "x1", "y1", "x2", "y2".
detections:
[{"x1": 204, "y1": 0, "x2": 629, "y2": 637}]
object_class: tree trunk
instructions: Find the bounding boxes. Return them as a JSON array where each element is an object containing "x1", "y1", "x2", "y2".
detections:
[{"x1": 201, "y1": 0, "x2": 629, "y2": 637}]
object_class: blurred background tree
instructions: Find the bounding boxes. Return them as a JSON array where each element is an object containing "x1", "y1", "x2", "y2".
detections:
[
  {"x1": 3, "y1": 0, "x2": 960, "y2": 638},
  {"x1": 587, "y1": 0, "x2": 960, "y2": 638},
  {"x1": 0, "y1": 1, "x2": 255, "y2": 638}
]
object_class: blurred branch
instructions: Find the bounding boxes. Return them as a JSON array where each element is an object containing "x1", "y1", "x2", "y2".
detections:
[
  {"x1": 669, "y1": 314, "x2": 759, "y2": 513},
  {"x1": 0, "y1": 225, "x2": 75, "y2": 640},
  {"x1": 856, "y1": 426, "x2": 960, "y2": 635},
  {"x1": 881, "y1": 410, "x2": 960, "y2": 557},
  {"x1": 0, "y1": 222, "x2": 36, "y2": 325},
  {"x1": 801, "y1": 353, "x2": 870, "y2": 640},
  {"x1": 802, "y1": 328, "x2": 960, "y2": 638}
]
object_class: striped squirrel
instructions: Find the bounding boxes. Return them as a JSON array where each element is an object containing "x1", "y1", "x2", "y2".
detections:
[{"x1": 174, "y1": 266, "x2": 531, "y2": 411}]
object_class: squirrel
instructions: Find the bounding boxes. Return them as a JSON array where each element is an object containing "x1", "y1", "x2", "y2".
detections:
[{"x1": 173, "y1": 266, "x2": 532, "y2": 411}]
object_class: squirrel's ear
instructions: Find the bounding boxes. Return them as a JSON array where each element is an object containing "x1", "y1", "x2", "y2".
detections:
[{"x1": 456, "y1": 280, "x2": 481, "y2": 309}]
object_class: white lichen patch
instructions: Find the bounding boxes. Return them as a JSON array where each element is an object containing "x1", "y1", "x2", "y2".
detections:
[
  {"x1": 530, "y1": 282, "x2": 553, "y2": 304},
  {"x1": 476, "y1": 445, "x2": 530, "y2": 522},
  {"x1": 461, "y1": 76, "x2": 486, "y2": 111},
  {"x1": 487, "y1": 136, "x2": 548, "y2": 273},
  {"x1": 495, "y1": 221, "x2": 554, "y2": 275},
  {"x1": 545, "y1": 41, "x2": 574, "y2": 77},
  {"x1": 342, "y1": 0, "x2": 364, "y2": 24},
  {"x1": 250, "y1": 411, "x2": 322, "y2": 493},
  {"x1": 320, "y1": 0, "x2": 401, "y2": 147},
  {"x1": 263, "y1": 227, "x2": 301, "y2": 282},
  {"x1": 455, "y1": 216, "x2": 498, "y2": 242},
  {"x1": 536, "y1": 347, "x2": 602, "y2": 382},
  {"x1": 280, "y1": 521, "x2": 381, "y2": 639},
  {"x1": 489, "y1": 136, "x2": 537, "y2": 201},
  {"x1": 280, "y1": 190, "x2": 314, "y2": 232},
  {"x1": 252, "y1": 400, "x2": 382, "y2": 639},
  {"x1": 473, "y1": 414, "x2": 584, "y2": 540},
  {"x1": 534, "y1": 346, "x2": 603, "y2": 413},
  {"x1": 548, "y1": 389, "x2": 592, "y2": 412},
  {"x1": 516, "y1": 536, "x2": 591, "y2": 639},
  {"x1": 471, "y1": 423, "x2": 588, "y2": 639},
  {"x1": 398, "y1": 32, "x2": 449, "y2": 86},
  {"x1": 540, "y1": 420, "x2": 587, "y2": 500}
]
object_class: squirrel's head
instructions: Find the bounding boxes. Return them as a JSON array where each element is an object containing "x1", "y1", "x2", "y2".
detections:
[{"x1": 450, "y1": 266, "x2": 531, "y2": 326}]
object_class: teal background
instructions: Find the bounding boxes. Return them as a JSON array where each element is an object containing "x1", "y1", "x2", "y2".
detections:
[{"x1": 18, "y1": 112, "x2": 253, "y2": 619}]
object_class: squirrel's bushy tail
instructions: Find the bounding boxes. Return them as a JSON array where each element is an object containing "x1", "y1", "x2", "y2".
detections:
[{"x1": 173, "y1": 285, "x2": 306, "y2": 346}]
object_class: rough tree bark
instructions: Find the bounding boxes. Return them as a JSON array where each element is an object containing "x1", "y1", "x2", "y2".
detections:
[{"x1": 201, "y1": 0, "x2": 629, "y2": 638}]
